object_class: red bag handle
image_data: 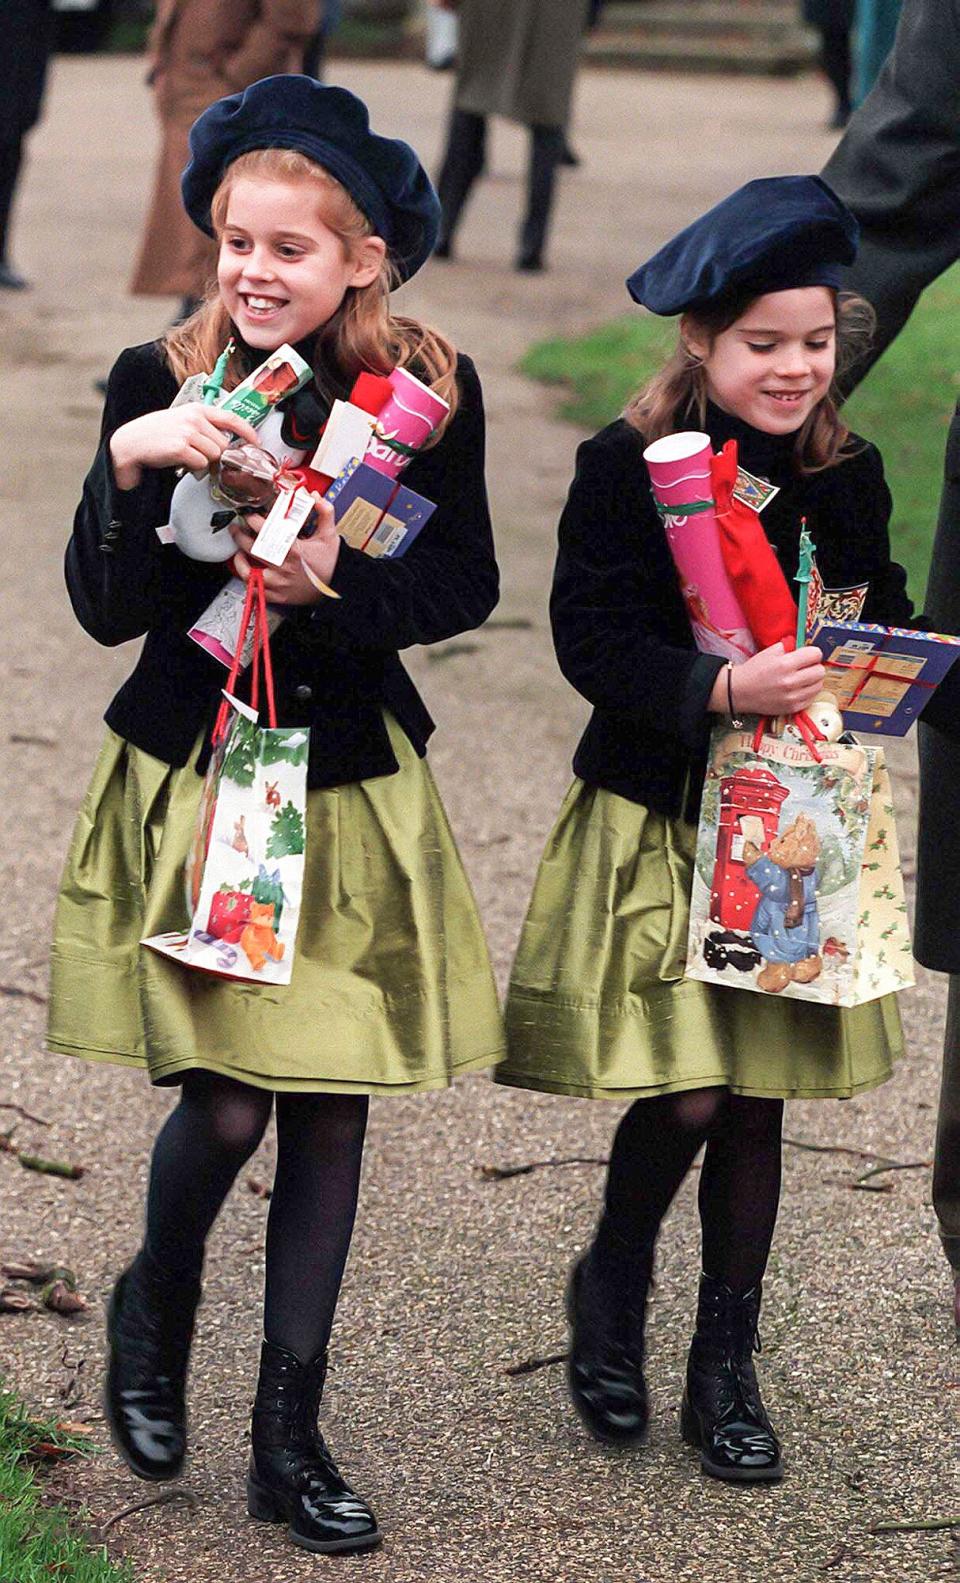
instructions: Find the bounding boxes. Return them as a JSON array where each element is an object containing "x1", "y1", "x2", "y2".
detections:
[
  {"x1": 750, "y1": 711, "x2": 826, "y2": 764},
  {"x1": 212, "y1": 568, "x2": 277, "y2": 743}
]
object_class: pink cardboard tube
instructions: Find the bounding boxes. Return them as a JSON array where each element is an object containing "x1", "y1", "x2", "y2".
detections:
[
  {"x1": 644, "y1": 431, "x2": 756, "y2": 662},
  {"x1": 364, "y1": 366, "x2": 450, "y2": 479}
]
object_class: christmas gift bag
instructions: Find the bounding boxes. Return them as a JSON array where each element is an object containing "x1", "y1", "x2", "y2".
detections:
[
  {"x1": 685, "y1": 723, "x2": 914, "y2": 1007},
  {"x1": 143, "y1": 572, "x2": 308, "y2": 985}
]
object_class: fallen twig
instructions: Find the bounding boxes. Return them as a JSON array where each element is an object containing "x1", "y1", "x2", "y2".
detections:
[
  {"x1": 0, "y1": 1102, "x2": 51, "y2": 1126},
  {"x1": 867, "y1": 1515, "x2": 960, "y2": 1534},
  {"x1": 0, "y1": 983, "x2": 48, "y2": 1006},
  {"x1": 427, "y1": 642, "x2": 480, "y2": 663},
  {"x1": 818, "y1": 1543, "x2": 848, "y2": 1571},
  {"x1": 478, "y1": 1156, "x2": 607, "y2": 1182},
  {"x1": 9, "y1": 732, "x2": 57, "y2": 747},
  {"x1": 783, "y1": 1135, "x2": 899, "y2": 1165},
  {"x1": 484, "y1": 617, "x2": 533, "y2": 630},
  {"x1": 506, "y1": 1351, "x2": 568, "y2": 1378},
  {"x1": 99, "y1": 1486, "x2": 200, "y2": 1537},
  {"x1": 852, "y1": 1160, "x2": 930, "y2": 1191},
  {"x1": 17, "y1": 1154, "x2": 84, "y2": 1180}
]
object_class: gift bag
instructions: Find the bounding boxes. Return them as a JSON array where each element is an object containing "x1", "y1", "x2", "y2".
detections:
[
  {"x1": 685, "y1": 723, "x2": 914, "y2": 1007},
  {"x1": 143, "y1": 571, "x2": 308, "y2": 986}
]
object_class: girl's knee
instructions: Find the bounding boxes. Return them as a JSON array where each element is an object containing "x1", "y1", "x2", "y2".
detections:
[
  {"x1": 183, "y1": 1072, "x2": 273, "y2": 1159},
  {"x1": 672, "y1": 1087, "x2": 728, "y2": 1135}
]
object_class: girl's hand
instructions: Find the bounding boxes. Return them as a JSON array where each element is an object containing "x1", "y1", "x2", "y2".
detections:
[
  {"x1": 709, "y1": 641, "x2": 826, "y2": 718},
  {"x1": 230, "y1": 494, "x2": 341, "y2": 604},
  {"x1": 109, "y1": 404, "x2": 260, "y2": 491}
]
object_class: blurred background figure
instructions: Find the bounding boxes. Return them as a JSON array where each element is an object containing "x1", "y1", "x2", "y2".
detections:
[
  {"x1": 433, "y1": 0, "x2": 591, "y2": 273},
  {"x1": 802, "y1": 0, "x2": 854, "y2": 128},
  {"x1": 854, "y1": 0, "x2": 903, "y2": 104},
  {"x1": 303, "y1": 0, "x2": 340, "y2": 77},
  {"x1": 425, "y1": 0, "x2": 458, "y2": 71},
  {"x1": 0, "y1": 0, "x2": 55, "y2": 290},
  {"x1": 130, "y1": 0, "x2": 321, "y2": 321}
]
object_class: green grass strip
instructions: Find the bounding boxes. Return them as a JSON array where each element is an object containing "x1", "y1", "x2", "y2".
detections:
[
  {"x1": 520, "y1": 266, "x2": 960, "y2": 604},
  {"x1": 0, "y1": 1381, "x2": 133, "y2": 1582}
]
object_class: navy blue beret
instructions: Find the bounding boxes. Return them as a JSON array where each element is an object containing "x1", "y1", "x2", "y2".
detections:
[
  {"x1": 182, "y1": 76, "x2": 440, "y2": 283},
  {"x1": 626, "y1": 175, "x2": 859, "y2": 316}
]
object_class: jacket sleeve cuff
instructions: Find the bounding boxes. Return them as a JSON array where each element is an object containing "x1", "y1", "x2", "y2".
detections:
[{"x1": 677, "y1": 652, "x2": 726, "y2": 748}]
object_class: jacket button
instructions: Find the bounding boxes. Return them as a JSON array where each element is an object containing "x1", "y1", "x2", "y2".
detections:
[{"x1": 293, "y1": 684, "x2": 313, "y2": 703}]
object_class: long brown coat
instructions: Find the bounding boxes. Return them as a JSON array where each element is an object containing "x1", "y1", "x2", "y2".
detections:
[
  {"x1": 454, "y1": 0, "x2": 590, "y2": 130},
  {"x1": 131, "y1": 0, "x2": 319, "y2": 298}
]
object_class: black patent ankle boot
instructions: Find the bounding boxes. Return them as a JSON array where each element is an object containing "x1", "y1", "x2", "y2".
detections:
[
  {"x1": 680, "y1": 1274, "x2": 782, "y2": 1482},
  {"x1": 565, "y1": 1247, "x2": 651, "y2": 1445},
  {"x1": 247, "y1": 1341, "x2": 381, "y2": 1554},
  {"x1": 105, "y1": 1250, "x2": 201, "y2": 1481}
]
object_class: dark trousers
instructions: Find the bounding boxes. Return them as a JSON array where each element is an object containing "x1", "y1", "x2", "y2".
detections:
[
  {"x1": 436, "y1": 108, "x2": 564, "y2": 265},
  {"x1": 0, "y1": 138, "x2": 24, "y2": 263},
  {"x1": 817, "y1": 25, "x2": 853, "y2": 115},
  {"x1": 936, "y1": 980, "x2": 960, "y2": 1271}
]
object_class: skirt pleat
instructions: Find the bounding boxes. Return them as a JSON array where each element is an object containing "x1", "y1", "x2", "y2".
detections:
[
  {"x1": 499, "y1": 780, "x2": 902, "y2": 1101},
  {"x1": 48, "y1": 719, "x2": 505, "y2": 1093}
]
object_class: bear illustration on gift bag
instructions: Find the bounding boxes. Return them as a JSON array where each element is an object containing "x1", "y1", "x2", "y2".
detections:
[{"x1": 742, "y1": 813, "x2": 823, "y2": 994}]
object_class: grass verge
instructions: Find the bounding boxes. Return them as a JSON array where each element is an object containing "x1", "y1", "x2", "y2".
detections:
[
  {"x1": 0, "y1": 1382, "x2": 132, "y2": 1583},
  {"x1": 520, "y1": 266, "x2": 960, "y2": 604}
]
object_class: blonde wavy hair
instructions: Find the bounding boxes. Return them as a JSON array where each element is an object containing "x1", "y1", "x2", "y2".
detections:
[
  {"x1": 163, "y1": 147, "x2": 458, "y2": 439},
  {"x1": 624, "y1": 289, "x2": 876, "y2": 473}
]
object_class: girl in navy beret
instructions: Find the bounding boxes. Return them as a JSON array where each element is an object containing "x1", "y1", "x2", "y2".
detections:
[
  {"x1": 47, "y1": 75, "x2": 503, "y2": 1555},
  {"x1": 498, "y1": 175, "x2": 935, "y2": 1483}
]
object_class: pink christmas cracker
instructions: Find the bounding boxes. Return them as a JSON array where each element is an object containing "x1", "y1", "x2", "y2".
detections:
[
  {"x1": 643, "y1": 431, "x2": 756, "y2": 662},
  {"x1": 363, "y1": 366, "x2": 450, "y2": 479}
]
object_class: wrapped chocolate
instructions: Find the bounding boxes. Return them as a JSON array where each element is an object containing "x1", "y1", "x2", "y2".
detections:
[{"x1": 213, "y1": 444, "x2": 282, "y2": 514}]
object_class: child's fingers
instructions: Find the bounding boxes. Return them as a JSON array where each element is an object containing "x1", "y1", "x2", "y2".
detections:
[
  {"x1": 232, "y1": 549, "x2": 252, "y2": 582},
  {"x1": 203, "y1": 407, "x2": 261, "y2": 446}
]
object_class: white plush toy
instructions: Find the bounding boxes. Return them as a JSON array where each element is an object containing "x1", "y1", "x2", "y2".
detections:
[{"x1": 165, "y1": 405, "x2": 307, "y2": 563}]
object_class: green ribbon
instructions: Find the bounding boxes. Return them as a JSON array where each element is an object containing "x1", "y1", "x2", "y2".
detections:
[{"x1": 652, "y1": 495, "x2": 715, "y2": 519}]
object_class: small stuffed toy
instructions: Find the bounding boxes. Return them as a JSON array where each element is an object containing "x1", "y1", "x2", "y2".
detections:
[
  {"x1": 240, "y1": 901, "x2": 285, "y2": 974},
  {"x1": 742, "y1": 813, "x2": 823, "y2": 993}
]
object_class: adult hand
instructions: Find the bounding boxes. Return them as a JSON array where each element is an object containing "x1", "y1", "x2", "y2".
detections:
[
  {"x1": 229, "y1": 494, "x2": 342, "y2": 604},
  {"x1": 709, "y1": 641, "x2": 826, "y2": 718},
  {"x1": 109, "y1": 404, "x2": 260, "y2": 491}
]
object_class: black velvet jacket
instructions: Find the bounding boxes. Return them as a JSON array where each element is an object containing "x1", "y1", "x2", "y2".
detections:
[
  {"x1": 550, "y1": 401, "x2": 943, "y2": 820},
  {"x1": 66, "y1": 342, "x2": 498, "y2": 788}
]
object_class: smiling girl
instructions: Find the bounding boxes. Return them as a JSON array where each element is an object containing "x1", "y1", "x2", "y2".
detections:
[
  {"x1": 47, "y1": 76, "x2": 503, "y2": 1554},
  {"x1": 498, "y1": 177, "x2": 914, "y2": 1483}
]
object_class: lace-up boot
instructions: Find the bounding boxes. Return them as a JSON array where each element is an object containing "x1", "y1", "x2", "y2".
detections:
[
  {"x1": 105, "y1": 1250, "x2": 201, "y2": 1481},
  {"x1": 247, "y1": 1341, "x2": 381, "y2": 1554},
  {"x1": 565, "y1": 1246, "x2": 651, "y2": 1445},
  {"x1": 680, "y1": 1274, "x2": 782, "y2": 1482}
]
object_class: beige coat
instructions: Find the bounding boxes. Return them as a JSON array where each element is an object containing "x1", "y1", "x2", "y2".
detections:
[
  {"x1": 454, "y1": 0, "x2": 590, "y2": 130},
  {"x1": 131, "y1": 0, "x2": 319, "y2": 298}
]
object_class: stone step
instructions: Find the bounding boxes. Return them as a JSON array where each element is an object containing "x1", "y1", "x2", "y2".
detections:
[{"x1": 585, "y1": 0, "x2": 816, "y2": 75}]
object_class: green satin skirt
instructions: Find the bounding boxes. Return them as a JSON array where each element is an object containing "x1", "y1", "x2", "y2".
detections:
[
  {"x1": 499, "y1": 780, "x2": 903, "y2": 1101},
  {"x1": 48, "y1": 718, "x2": 505, "y2": 1093}
]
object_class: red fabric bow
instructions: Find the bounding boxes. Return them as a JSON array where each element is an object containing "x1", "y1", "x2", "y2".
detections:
[{"x1": 710, "y1": 440, "x2": 798, "y2": 652}]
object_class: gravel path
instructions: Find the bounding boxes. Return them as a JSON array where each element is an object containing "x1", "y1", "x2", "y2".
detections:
[{"x1": 1, "y1": 55, "x2": 956, "y2": 1583}]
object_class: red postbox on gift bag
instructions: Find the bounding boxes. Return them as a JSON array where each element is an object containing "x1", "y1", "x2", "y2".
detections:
[{"x1": 710, "y1": 766, "x2": 789, "y2": 929}]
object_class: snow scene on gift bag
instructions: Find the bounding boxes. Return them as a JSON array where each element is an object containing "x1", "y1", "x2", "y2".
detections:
[
  {"x1": 144, "y1": 707, "x2": 309, "y2": 986},
  {"x1": 190, "y1": 713, "x2": 307, "y2": 984},
  {"x1": 685, "y1": 728, "x2": 913, "y2": 1008}
]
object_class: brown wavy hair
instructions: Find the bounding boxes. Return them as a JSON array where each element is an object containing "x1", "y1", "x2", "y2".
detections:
[
  {"x1": 163, "y1": 147, "x2": 458, "y2": 440},
  {"x1": 624, "y1": 289, "x2": 876, "y2": 472}
]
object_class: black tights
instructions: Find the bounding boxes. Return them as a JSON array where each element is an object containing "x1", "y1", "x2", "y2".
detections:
[
  {"x1": 593, "y1": 1086, "x2": 784, "y2": 1296},
  {"x1": 143, "y1": 1072, "x2": 368, "y2": 1362}
]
